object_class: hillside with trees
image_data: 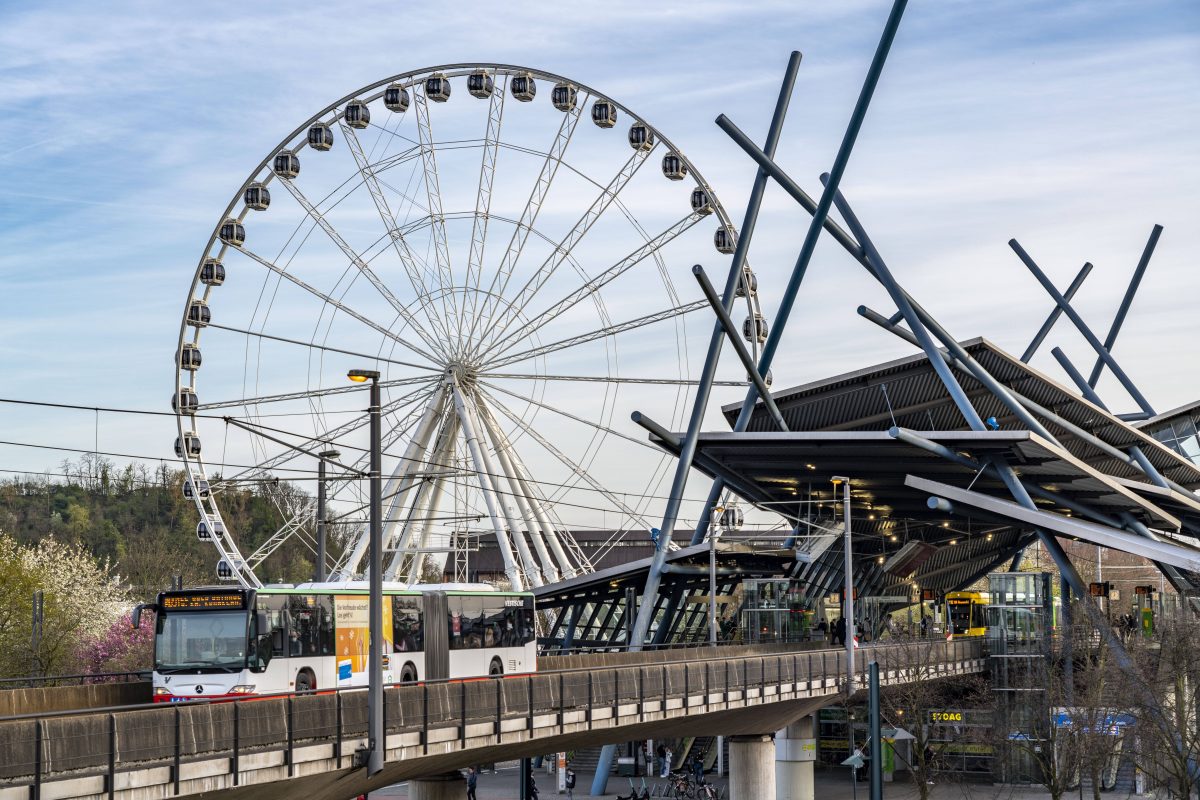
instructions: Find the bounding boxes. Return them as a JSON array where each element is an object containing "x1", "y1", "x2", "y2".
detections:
[
  {"x1": 0, "y1": 456, "x2": 346, "y2": 678},
  {"x1": 0, "y1": 455, "x2": 329, "y2": 595}
]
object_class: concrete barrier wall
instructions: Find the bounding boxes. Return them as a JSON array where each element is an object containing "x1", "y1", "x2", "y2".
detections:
[{"x1": 0, "y1": 681, "x2": 150, "y2": 717}]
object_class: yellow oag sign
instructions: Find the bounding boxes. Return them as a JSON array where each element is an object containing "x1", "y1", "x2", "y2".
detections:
[{"x1": 929, "y1": 711, "x2": 964, "y2": 723}]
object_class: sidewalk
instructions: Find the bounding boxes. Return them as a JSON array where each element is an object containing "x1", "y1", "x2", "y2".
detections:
[{"x1": 371, "y1": 764, "x2": 1140, "y2": 800}]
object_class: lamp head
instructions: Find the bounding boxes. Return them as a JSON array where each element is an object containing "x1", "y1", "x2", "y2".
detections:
[{"x1": 347, "y1": 369, "x2": 380, "y2": 383}]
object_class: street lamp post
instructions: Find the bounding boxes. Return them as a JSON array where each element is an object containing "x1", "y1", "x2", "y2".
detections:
[
  {"x1": 832, "y1": 476, "x2": 854, "y2": 693},
  {"x1": 315, "y1": 450, "x2": 340, "y2": 583},
  {"x1": 709, "y1": 506, "x2": 720, "y2": 647},
  {"x1": 349, "y1": 369, "x2": 383, "y2": 775}
]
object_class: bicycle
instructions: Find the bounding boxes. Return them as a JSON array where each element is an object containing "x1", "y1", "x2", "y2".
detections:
[
  {"x1": 666, "y1": 772, "x2": 697, "y2": 799},
  {"x1": 697, "y1": 784, "x2": 719, "y2": 800}
]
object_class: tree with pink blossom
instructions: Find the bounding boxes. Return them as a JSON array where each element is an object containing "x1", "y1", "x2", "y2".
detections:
[{"x1": 76, "y1": 610, "x2": 155, "y2": 677}]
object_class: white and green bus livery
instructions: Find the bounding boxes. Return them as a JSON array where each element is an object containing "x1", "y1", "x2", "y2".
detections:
[{"x1": 139, "y1": 582, "x2": 536, "y2": 701}]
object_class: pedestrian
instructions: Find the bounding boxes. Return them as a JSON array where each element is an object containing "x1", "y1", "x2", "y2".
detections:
[
  {"x1": 662, "y1": 746, "x2": 673, "y2": 778},
  {"x1": 833, "y1": 616, "x2": 847, "y2": 646},
  {"x1": 656, "y1": 744, "x2": 666, "y2": 777},
  {"x1": 526, "y1": 771, "x2": 539, "y2": 800},
  {"x1": 920, "y1": 614, "x2": 931, "y2": 638},
  {"x1": 466, "y1": 766, "x2": 477, "y2": 800},
  {"x1": 691, "y1": 753, "x2": 705, "y2": 785},
  {"x1": 816, "y1": 618, "x2": 828, "y2": 641},
  {"x1": 565, "y1": 766, "x2": 577, "y2": 800}
]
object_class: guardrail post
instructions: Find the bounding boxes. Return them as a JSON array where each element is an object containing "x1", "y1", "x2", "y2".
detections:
[
  {"x1": 586, "y1": 672, "x2": 593, "y2": 729},
  {"x1": 638, "y1": 669, "x2": 645, "y2": 722},
  {"x1": 286, "y1": 695, "x2": 295, "y2": 777},
  {"x1": 232, "y1": 699, "x2": 240, "y2": 786},
  {"x1": 422, "y1": 683, "x2": 429, "y2": 754},
  {"x1": 335, "y1": 690, "x2": 343, "y2": 768},
  {"x1": 107, "y1": 712, "x2": 116, "y2": 800},
  {"x1": 527, "y1": 675, "x2": 534, "y2": 733},
  {"x1": 173, "y1": 705, "x2": 181, "y2": 794},
  {"x1": 612, "y1": 671, "x2": 619, "y2": 720},
  {"x1": 662, "y1": 664, "x2": 668, "y2": 716},
  {"x1": 761, "y1": 657, "x2": 766, "y2": 699},
  {"x1": 724, "y1": 659, "x2": 729, "y2": 703},
  {"x1": 33, "y1": 718, "x2": 42, "y2": 800},
  {"x1": 705, "y1": 662, "x2": 710, "y2": 708},
  {"x1": 462, "y1": 680, "x2": 469, "y2": 745},
  {"x1": 558, "y1": 672, "x2": 565, "y2": 733},
  {"x1": 495, "y1": 677, "x2": 503, "y2": 737}
]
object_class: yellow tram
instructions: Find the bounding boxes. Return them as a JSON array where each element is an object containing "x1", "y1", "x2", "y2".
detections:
[{"x1": 945, "y1": 591, "x2": 989, "y2": 636}]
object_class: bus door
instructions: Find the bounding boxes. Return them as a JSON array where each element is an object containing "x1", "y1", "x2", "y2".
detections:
[{"x1": 423, "y1": 591, "x2": 449, "y2": 680}]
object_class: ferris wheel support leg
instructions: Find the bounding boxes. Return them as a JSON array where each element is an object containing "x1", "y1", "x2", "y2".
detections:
[
  {"x1": 451, "y1": 381, "x2": 525, "y2": 591},
  {"x1": 476, "y1": 403, "x2": 558, "y2": 583},
  {"x1": 464, "y1": 392, "x2": 542, "y2": 587},
  {"x1": 503, "y1": 439, "x2": 576, "y2": 579},
  {"x1": 340, "y1": 386, "x2": 446, "y2": 578},
  {"x1": 402, "y1": 458, "x2": 454, "y2": 584},
  {"x1": 388, "y1": 412, "x2": 459, "y2": 581}
]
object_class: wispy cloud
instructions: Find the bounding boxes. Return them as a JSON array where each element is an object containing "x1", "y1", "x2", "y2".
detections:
[{"x1": 0, "y1": 0, "x2": 1196, "y2": 493}]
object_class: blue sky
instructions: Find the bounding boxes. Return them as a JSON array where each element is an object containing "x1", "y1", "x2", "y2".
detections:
[{"x1": 0, "y1": 0, "x2": 1197, "y2": 508}]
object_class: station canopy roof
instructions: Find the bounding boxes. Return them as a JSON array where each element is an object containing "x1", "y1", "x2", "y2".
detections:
[{"x1": 633, "y1": 337, "x2": 1200, "y2": 593}]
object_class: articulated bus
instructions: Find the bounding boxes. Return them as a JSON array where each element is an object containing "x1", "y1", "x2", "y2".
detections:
[
  {"x1": 134, "y1": 582, "x2": 536, "y2": 702},
  {"x1": 945, "y1": 591, "x2": 989, "y2": 637}
]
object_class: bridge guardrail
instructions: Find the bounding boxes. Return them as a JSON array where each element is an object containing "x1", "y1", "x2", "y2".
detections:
[
  {"x1": 0, "y1": 638, "x2": 985, "y2": 793},
  {"x1": 0, "y1": 672, "x2": 150, "y2": 689}
]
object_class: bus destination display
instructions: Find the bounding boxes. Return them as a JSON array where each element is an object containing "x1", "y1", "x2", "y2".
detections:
[{"x1": 162, "y1": 593, "x2": 246, "y2": 610}]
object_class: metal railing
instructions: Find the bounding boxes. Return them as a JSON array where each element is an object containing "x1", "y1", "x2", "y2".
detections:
[
  {"x1": 0, "y1": 638, "x2": 985, "y2": 796},
  {"x1": 0, "y1": 671, "x2": 150, "y2": 689}
]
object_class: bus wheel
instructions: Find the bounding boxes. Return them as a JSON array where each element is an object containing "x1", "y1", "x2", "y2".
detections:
[
  {"x1": 489, "y1": 658, "x2": 504, "y2": 677},
  {"x1": 401, "y1": 663, "x2": 417, "y2": 684},
  {"x1": 295, "y1": 669, "x2": 315, "y2": 693}
]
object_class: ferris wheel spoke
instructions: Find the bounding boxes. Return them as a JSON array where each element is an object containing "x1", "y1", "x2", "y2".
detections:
[
  {"x1": 222, "y1": 382, "x2": 440, "y2": 484},
  {"x1": 482, "y1": 372, "x2": 744, "y2": 387},
  {"x1": 478, "y1": 209, "x2": 702, "y2": 362},
  {"x1": 480, "y1": 381, "x2": 662, "y2": 454},
  {"x1": 272, "y1": 175, "x2": 451, "y2": 361},
  {"x1": 205, "y1": 322, "x2": 439, "y2": 372},
  {"x1": 197, "y1": 374, "x2": 439, "y2": 412},
  {"x1": 413, "y1": 81, "x2": 462, "y2": 339},
  {"x1": 475, "y1": 141, "x2": 659, "y2": 356},
  {"x1": 481, "y1": 388, "x2": 652, "y2": 530},
  {"x1": 488, "y1": 299, "x2": 709, "y2": 370},
  {"x1": 462, "y1": 91, "x2": 587, "y2": 350},
  {"x1": 460, "y1": 73, "x2": 508, "y2": 350},
  {"x1": 235, "y1": 245, "x2": 441, "y2": 365},
  {"x1": 338, "y1": 122, "x2": 460, "y2": 349}
]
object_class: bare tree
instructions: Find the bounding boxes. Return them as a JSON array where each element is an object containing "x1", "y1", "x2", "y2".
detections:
[
  {"x1": 875, "y1": 634, "x2": 990, "y2": 800},
  {"x1": 1119, "y1": 608, "x2": 1200, "y2": 799}
]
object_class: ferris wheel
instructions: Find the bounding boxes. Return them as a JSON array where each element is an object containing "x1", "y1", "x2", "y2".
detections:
[{"x1": 173, "y1": 64, "x2": 767, "y2": 590}]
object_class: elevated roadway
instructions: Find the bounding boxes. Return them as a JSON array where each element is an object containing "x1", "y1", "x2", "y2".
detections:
[{"x1": 0, "y1": 639, "x2": 984, "y2": 800}]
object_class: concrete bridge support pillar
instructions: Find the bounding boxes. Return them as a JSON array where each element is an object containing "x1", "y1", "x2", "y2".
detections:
[
  {"x1": 728, "y1": 734, "x2": 775, "y2": 800},
  {"x1": 775, "y1": 716, "x2": 816, "y2": 800},
  {"x1": 409, "y1": 771, "x2": 467, "y2": 799}
]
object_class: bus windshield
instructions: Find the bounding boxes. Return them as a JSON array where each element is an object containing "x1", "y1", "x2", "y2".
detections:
[{"x1": 156, "y1": 610, "x2": 250, "y2": 672}]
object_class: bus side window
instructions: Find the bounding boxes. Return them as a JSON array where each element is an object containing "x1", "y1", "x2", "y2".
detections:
[
  {"x1": 448, "y1": 597, "x2": 464, "y2": 649},
  {"x1": 393, "y1": 596, "x2": 422, "y2": 652},
  {"x1": 289, "y1": 596, "x2": 322, "y2": 656},
  {"x1": 316, "y1": 595, "x2": 334, "y2": 655}
]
